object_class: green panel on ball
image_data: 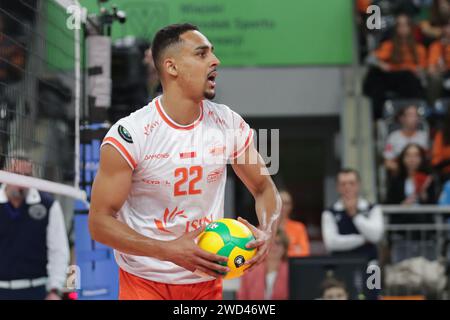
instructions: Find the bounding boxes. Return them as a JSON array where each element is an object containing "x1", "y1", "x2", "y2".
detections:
[
  {"x1": 206, "y1": 221, "x2": 231, "y2": 244},
  {"x1": 231, "y1": 234, "x2": 255, "y2": 251}
]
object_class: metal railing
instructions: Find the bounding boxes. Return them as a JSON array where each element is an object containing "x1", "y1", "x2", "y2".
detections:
[{"x1": 379, "y1": 205, "x2": 450, "y2": 299}]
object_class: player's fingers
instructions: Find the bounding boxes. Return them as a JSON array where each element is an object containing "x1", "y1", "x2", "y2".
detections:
[
  {"x1": 196, "y1": 257, "x2": 229, "y2": 274},
  {"x1": 245, "y1": 245, "x2": 268, "y2": 266},
  {"x1": 188, "y1": 225, "x2": 206, "y2": 239},
  {"x1": 237, "y1": 217, "x2": 258, "y2": 233},
  {"x1": 245, "y1": 238, "x2": 265, "y2": 249},
  {"x1": 195, "y1": 247, "x2": 229, "y2": 263}
]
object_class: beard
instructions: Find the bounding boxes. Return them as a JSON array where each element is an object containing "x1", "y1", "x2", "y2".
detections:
[{"x1": 204, "y1": 90, "x2": 215, "y2": 100}]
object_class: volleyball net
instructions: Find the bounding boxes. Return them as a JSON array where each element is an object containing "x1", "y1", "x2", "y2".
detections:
[{"x1": 0, "y1": 0, "x2": 86, "y2": 202}]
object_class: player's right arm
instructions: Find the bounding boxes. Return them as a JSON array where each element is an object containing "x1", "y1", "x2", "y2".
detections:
[{"x1": 88, "y1": 144, "x2": 229, "y2": 277}]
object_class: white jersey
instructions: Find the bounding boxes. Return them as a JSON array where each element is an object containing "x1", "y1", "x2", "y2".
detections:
[{"x1": 101, "y1": 96, "x2": 253, "y2": 284}]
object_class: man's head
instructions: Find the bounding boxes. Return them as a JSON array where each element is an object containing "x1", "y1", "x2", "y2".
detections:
[
  {"x1": 4, "y1": 150, "x2": 33, "y2": 201},
  {"x1": 151, "y1": 23, "x2": 220, "y2": 100},
  {"x1": 336, "y1": 168, "x2": 360, "y2": 201},
  {"x1": 321, "y1": 277, "x2": 349, "y2": 300},
  {"x1": 398, "y1": 105, "x2": 420, "y2": 131}
]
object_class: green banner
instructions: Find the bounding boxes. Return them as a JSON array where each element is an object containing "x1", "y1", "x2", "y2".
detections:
[{"x1": 83, "y1": 0, "x2": 354, "y2": 66}]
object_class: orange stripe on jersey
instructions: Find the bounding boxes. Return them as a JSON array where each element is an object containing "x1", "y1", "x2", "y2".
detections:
[
  {"x1": 231, "y1": 129, "x2": 254, "y2": 159},
  {"x1": 155, "y1": 98, "x2": 203, "y2": 130},
  {"x1": 103, "y1": 137, "x2": 137, "y2": 169}
]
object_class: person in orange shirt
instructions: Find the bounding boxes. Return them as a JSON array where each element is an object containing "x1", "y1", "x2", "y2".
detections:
[
  {"x1": 278, "y1": 190, "x2": 310, "y2": 257},
  {"x1": 432, "y1": 111, "x2": 450, "y2": 180},
  {"x1": 428, "y1": 18, "x2": 450, "y2": 99},
  {"x1": 363, "y1": 14, "x2": 427, "y2": 119}
]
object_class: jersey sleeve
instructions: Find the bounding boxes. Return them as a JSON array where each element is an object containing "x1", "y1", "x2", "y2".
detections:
[
  {"x1": 101, "y1": 119, "x2": 140, "y2": 170},
  {"x1": 228, "y1": 110, "x2": 254, "y2": 160}
]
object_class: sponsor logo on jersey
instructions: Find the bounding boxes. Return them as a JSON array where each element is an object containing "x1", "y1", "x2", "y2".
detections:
[
  {"x1": 144, "y1": 120, "x2": 160, "y2": 136},
  {"x1": 208, "y1": 110, "x2": 226, "y2": 126},
  {"x1": 142, "y1": 178, "x2": 171, "y2": 186},
  {"x1": 118, "y1": 125, "x2": 133, "y2": 143},
  {"x1": 208, "y1": 145, "x2": 226, "y2": 156},
  {"x1": 185, "y1": 214, "x2": 213, "y2": 233},
  {"x1": 153, "y1": 208, "x2": 213, "y2": 234},
  {"x1": 179, "y1": 151, "x2": 196, "y2": 159},
  {"x1": 207, "y1": 167, "x2": 225, "y2": 183},
  {"x1": 144, "y1": 153, "x2": 170, "y2": 160},
  {"x1": 154, "y1": 207, "x2": 187, "y2": 233}
]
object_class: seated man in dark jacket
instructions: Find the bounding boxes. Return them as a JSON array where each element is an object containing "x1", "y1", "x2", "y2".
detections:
[{"x1": 321, "y1": 168, "x2": 384, "y2": 299}]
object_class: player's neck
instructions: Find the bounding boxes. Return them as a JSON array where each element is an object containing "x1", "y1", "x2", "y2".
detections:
[{"x1": 160, "y1": 92, "x2": 202, "y2": 126}]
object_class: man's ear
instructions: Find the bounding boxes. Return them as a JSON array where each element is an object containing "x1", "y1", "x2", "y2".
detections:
[{"x1": 163, "y1": 58, "x2": 178, "y2": 77}]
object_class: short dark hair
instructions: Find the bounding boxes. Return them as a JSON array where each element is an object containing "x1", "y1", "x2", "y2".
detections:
[
  {"x1": 151, "y1": 23, "x2": 199, "y2": 72},
  {"x1": 337, "y1": 168, "x2": 360, "y2": 182}
]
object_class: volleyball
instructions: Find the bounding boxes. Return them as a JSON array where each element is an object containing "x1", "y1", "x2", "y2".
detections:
[{"x1": 197, "y1": 218, "x2": 257, "y2": 280}]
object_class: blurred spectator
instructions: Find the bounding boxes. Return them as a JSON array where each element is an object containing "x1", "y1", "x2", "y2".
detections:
[
  {"x1": 0, "y1": 13, "x2": 25, "y2": 84},
  {"x1": 363, "y1": 14, "x2": 427, "y2": 119},
  {"x1": 420, "y1": 0, "x2": 450, "y2": 45},
  {"x1": 321, "y1": 168, "x2": 383, "y2": 260},
  {"x1": 386, "y1": 143, "x2": 436, "y2": 204},
  {"x1": 0, "y1": 13, "x2": 26, "y2": 168},
  {"x1": 428, "y1": 18, "x2": 450, "y2": 100},
  {"x1": 384, "y1": 105, "x2": 429, "y2": 173},
  {"x1": 143, "y1": 47, "x2": 162, "y2": 100},
  {"x1": 0, "y1": 152, "x2": 70, "y2": 300},
  {"x1": 431, "y1": 111, "x2": 450, "y2": 181},
  {"x1": 321, "y1": 168, "x2": 383, "y2": 300},
  {"x1": 278, "y1": 189, "x2": 310, "y2": 257},
  {"x1": 320, "y1": 276, "x2": 349, "y2": 300},
  {"x1": 355, "y1": 0, "x2": 372, "y2": 61},
  {"x1": 236, "y1": 229, "x2": 289, "y2": 300}
]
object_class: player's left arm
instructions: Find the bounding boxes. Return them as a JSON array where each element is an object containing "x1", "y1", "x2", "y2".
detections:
[{"x1": 231, "y1": 141, "x2": 281, "y2": 269}]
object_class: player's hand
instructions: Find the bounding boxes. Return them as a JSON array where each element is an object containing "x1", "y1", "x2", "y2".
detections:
[
  {"x1": 164, "y1": 226, "x2": 230, "y2": 278},
  {"x1": 237, "y1": 217, "x2": 273, "y2": 271}
]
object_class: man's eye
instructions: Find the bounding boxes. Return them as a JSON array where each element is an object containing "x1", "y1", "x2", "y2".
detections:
[{"x1": 198, "y1": 52, "x2": 206, "y2": 57}]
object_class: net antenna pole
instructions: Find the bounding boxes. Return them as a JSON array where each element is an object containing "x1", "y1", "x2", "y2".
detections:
[{"x1": 72, "y1": 0, "x2": 85, "y2": 191}]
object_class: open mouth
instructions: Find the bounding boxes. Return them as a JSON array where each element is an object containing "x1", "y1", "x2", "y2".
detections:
[{"x1": 207, "y1": 71, "x2": 217, "y2": 88}]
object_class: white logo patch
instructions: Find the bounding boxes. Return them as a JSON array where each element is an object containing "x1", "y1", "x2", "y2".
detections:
[{"x1": 28, "y1": 204, "x2": 47, "y2": 220}]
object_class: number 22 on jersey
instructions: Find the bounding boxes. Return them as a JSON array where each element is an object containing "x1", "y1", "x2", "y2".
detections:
[{"x1": 174, "y1": 166, "x2": 203, "y2": 196}]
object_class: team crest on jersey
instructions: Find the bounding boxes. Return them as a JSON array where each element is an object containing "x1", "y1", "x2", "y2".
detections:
[
  {"x1": 118, "y1": 125, "x2": 133, "y2": 143},
  {"x1": 28, "y1": 204, "x2": 47, "y2": 220}
]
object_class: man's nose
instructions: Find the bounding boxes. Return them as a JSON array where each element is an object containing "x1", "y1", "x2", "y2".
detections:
[{"x1": 211, "y1": 53, "x2": 220, "y2": 67}]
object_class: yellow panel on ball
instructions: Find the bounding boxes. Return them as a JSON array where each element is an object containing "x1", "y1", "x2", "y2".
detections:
[
  {"x1": 197, "y1": 230, "x2": 225, "y2": 254},
  {"x1": 221, "y1": 218, "x2": 253, "y2": 239},
  {"x1": 224, "y1": 246, "x2": 256, "y2": 280}
]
